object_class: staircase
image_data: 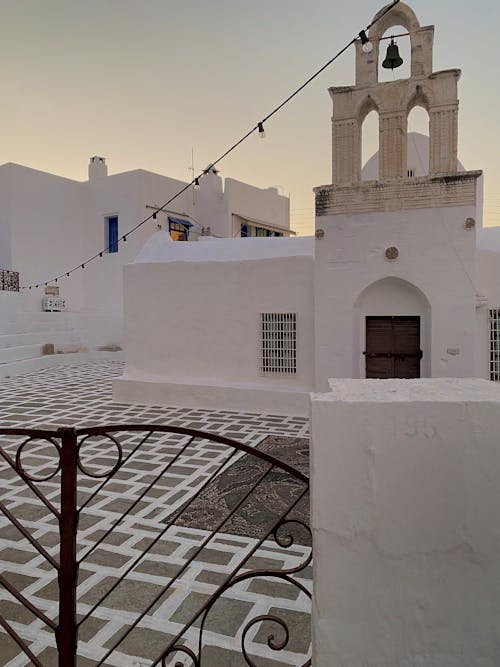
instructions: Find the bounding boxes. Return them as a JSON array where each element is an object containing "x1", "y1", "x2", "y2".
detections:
[{"x1": 0, "y1": 299, "x2": 123, "y2": 378}]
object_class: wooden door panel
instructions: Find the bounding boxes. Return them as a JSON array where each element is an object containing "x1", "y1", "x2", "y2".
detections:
[{"x1": 365, "y1": 316, "x2": 421, "y2": 379}]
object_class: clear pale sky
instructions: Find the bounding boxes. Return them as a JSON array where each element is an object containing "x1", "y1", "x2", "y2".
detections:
[{"x1": 1, "y1": 0, "x2": 498, "y2": 234}]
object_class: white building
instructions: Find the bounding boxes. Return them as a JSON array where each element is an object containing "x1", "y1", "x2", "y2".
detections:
[
  {"x1": 0, "y1": 159, "x2": 290, "y2": 368},
  {"x1": 115, "y1": 2, "x2": 500, "y2": 415}
]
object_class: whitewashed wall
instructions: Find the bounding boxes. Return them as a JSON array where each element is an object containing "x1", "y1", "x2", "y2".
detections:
[
  {"x1": 224, "y1": 178, "x2": 290, "y2": 236},
  {"x1": 311, "y1": 378, "x2": 500, "y2": 667},
  {"x1": 115, "y1": 253, "x2": 314, "y2": 413},
  {"x1": 81, "y1": 169, "x2": 195, "y2": 317},
  {"x1": 314, "y1": 204, "x2": 478, "y2": 388},
  {"x1": 4, "y1": 163, "x2": 85, "y2": 312}
]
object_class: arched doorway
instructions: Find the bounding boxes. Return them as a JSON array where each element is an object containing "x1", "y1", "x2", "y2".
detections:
[{"x1": 353, "y1": 277, "x2": 431, "y2": 378}]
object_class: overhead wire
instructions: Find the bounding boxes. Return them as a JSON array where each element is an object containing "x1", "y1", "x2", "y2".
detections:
[{"x1": 21, "y1": 0, "x2": 401, "y2": 290}]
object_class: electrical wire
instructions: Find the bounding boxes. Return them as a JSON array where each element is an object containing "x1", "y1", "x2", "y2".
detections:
[{"x1": 21, "y1": 0, "x2": 401, "y2": 290}]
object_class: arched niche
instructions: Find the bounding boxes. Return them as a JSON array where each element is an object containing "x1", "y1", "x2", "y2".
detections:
[
  {"x1": 406, "y1": 92, "x2": 430, "y2": 176},
  {"x1": 356, "y1": 2, "x2": 434, "y2": 84},
  {"x1": 378, "y1": 26, "x2": 411, "y2": 82},
  {"x1": 352, "y1": 276, "x2": 431, "y2": 378},
  {"x1": 358, "y1": 96, "x2": 380, "y2": 181}
]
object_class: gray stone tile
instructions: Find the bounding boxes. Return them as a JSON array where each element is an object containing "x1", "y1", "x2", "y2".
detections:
[
  {"x1": 254, "y1": 606, "x2": 311, "y2": 654},
  {"x1": 247, "y1": 577, "x2": 300, "y2": 601},
  {"x1": 79, "y1": 576, "x2": 166, "y2": 613},
  {"x1": 104, "y1": 625, "x2": 175, "y2": 661},
  {"x1": 204, "y1": 597, "x2": 254, "y2": 637},
  {"x1": 185, "y1": 546, "x2": 233, "y2": 566},
  {"x1": 170, "y1": 591, "x2": 211, "y2": 625},
  {"x1": 201, "y1": 644, "x2": 286, "y2": 667}
]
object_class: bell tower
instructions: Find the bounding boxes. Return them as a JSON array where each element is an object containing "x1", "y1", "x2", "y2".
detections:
[
  {"x1": 313, "y1": 2, "x2": 482, "y2": 388},
  {"x1": 323, "y1": 1, "x2": 464, "y2": 192}
]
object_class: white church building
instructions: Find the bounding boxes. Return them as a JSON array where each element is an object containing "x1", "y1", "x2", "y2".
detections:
[{"x1": 114, "y1": 2, "x2": 500, "y2": 416}]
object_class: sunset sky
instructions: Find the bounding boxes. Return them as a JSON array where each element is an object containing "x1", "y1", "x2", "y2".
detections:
[{"x1": 0, "y1": 0, "x2": 498, "y2": 234}]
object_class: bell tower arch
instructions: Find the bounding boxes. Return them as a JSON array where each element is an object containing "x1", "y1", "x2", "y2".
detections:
[{"x1": 328, "y1": 1, "x2": 462, "y2": 185}]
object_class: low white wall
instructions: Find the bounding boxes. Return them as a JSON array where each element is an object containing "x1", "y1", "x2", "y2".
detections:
[
  {"x1": 120, "y1": 255, "x2": 314, "y2": 399},
  {"x1": 311, "y1": 378, "x2": 500, "y2": 666}
]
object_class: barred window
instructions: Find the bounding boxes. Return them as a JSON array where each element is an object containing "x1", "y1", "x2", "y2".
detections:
[
  {"x1": 260, "y1": 313, "x2": 297, "y2": 374},
  {"x1": 490, "y1": 309, "x2": 500, "y2": 382}
]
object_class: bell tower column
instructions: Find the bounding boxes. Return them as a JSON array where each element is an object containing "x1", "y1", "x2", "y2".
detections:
[
  {"x1": 332, "y1": 117, "x2": 359, "y2": 186},
  {"x1": 429, "y1": 104, "x2": 459, "y2": 174},
  {"x1": 379, "y1": 112, "x2": 406, "y2": 179}
]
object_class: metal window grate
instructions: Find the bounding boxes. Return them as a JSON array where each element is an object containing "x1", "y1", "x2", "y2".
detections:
[
  {"x1": 260, "y1": 313, "x2": 297, "y2": 374},
  {"x1": 490, "y1": 309, "x2": 500, "y2": 382}
]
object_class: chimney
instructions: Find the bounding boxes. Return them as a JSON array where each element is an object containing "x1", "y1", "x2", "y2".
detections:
[{"x1": 88, "y1": 156, "x2": 107, "y2": 180}]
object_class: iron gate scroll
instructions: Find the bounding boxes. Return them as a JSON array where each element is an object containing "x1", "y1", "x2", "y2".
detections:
[{"x1": 0, "y1": 425, "x2": 311, "y2": 666}]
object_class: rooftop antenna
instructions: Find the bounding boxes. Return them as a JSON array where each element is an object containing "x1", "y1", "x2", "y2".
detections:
[{"x1": 189, "y1": 147, "x2": 196, "y2": 205}]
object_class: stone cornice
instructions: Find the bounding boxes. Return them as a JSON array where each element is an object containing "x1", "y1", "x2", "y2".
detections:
[{"x1": 314, "y1": 171, "x2": 482, "y2": 217}]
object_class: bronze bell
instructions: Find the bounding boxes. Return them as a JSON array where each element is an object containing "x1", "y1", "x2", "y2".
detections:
[{"x1": 382, "y1": 39, "x2": 403, "y2": 69}]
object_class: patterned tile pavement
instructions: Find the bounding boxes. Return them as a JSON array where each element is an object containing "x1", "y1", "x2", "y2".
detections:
[{"x1": 0, "y1": 361, "x2": 311, "y2": 666}]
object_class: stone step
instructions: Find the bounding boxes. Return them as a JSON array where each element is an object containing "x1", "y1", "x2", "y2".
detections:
[
  {"x1": 0, "y1": 332, "x2": 81, "y2": 348},
  {"x1": 0, "y1": 349, "x2": 123, "y2": 378},
  {"x1": 4, "y1": 320, "x2": 77, "y2": 334},
  {"x1": 0, "y1": 344, "x2": 46, "y2": 363}
]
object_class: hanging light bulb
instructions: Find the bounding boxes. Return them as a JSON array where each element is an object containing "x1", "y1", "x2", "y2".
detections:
[
  {"x1": 153, "y1": 211, "x2": 157, "y2": 220},
  {"x1": 194, "y1": 177, "x2": 200, "y2": 191},
  {"x1": 123, "y1": 235, "x2": 128, "y2": 244},
  {"x1": 258, "y1": 122, "x2": 266, "y2": 139},
  {"x1": 81, "y1": 264, "x2": 85, "y2": 269},
  {"x1": 99, "y1": 252, "x2": 103, "y2": 258},
  {"x1": 359, "y1": 30, "x2": 373, "y2": 53},
  {"x1": 66, "y1": 273, "x2": 70, "y2": 277}
]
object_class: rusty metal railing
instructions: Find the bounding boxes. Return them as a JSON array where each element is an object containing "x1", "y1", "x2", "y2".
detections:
[
  {"x1": 0, "y1": 269, "x2": 19, "y2": 291},
  {"x1": 0, "y1": 424, "x2": 311, "y2": 666}
]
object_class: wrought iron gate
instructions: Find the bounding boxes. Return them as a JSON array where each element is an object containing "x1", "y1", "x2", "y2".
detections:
[{"x1": 0, "y1": 424, "x2": 311, "y2": 666}]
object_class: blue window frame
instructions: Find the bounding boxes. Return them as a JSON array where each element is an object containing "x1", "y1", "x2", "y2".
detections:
[
  {"x1": 168, "y1": 216, "x2": 192, "y2": 242},
  {"x1": 106, "y1": 216, "x2": 119, "y2": 253}
]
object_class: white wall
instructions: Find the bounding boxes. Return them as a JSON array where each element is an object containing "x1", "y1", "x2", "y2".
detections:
[
  {"x1": 224, "y1": 178, "x2": 290, "y2": 236},
  {"x1": 120, "y1": 254, "x2": 314, "y2": 391},
  {"x1": 0, "y1": 165, "x2": 13, "y2": 270},
  {"x1": 314, "y1": 204, "x2": 478, "y2": 388},
  {"x1": 311, "y1": 378, "x2": 500, "y2": 667},
  {"x1": 6, "y1": 163, "x2": 85, "y2": 312},
  {"x1": 82, "y1": 169, "x2": 195, "y2": 317}
]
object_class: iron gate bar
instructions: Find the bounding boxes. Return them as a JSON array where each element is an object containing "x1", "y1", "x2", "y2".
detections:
[
  {"x1": 0, "y1": 574, "x2": 57, "y2": 630},
  {"x1": 76, "y1": 437, "x2": 245, "y2": 631},
  {"x1": 188, "y1": 511, "x2": 313, "y2": 667},
  {"x1": 77, "y1": 434, "x2": 197, "y2": 566},
  {"x1": 0, "y1": 447, "x2": 61, "y2": 518},
  {"x1": 0, "y1": 424, "x2": 310, "y2": 666},
  {"x1": 156, "y1": 491, "x2": 312, "y2": 667},
  {"x1": 74, "y1": 424, "x2": 308, "y2": 484},
  {"x1": 77, "y1": 429, "x2": 155, "y2": 513},
  {"x1": 97, "y1": 461, "x2": 277, "y2": 666},
  {"x1": 0, "y1": 614, "x2": 44, "y2": 667},
  {"x1": 0, "y1": 501, "x2": 59, "y2": 568},
  {"x1": 57, "y1": 428, "x2": 78, "y2": 666}
]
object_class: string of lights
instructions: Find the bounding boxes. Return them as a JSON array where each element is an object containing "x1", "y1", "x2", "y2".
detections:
[{"x1": 21, "y1": 0, "x2": 400, "y2": 291}]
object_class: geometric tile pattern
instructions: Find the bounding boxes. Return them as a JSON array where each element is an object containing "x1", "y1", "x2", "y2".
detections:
[{"x1": 0, "y1": 361, "x2": 310, "y2": 666}]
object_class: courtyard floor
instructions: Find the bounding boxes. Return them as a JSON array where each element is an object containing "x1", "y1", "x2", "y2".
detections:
[{"x1": 0, "y1": 361, "x2": 311, "y2": 666}]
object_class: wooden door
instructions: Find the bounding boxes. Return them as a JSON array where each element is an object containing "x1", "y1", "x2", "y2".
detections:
[{"x1": 365, "y1": 316, "x2": 421, "y2": 378}]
